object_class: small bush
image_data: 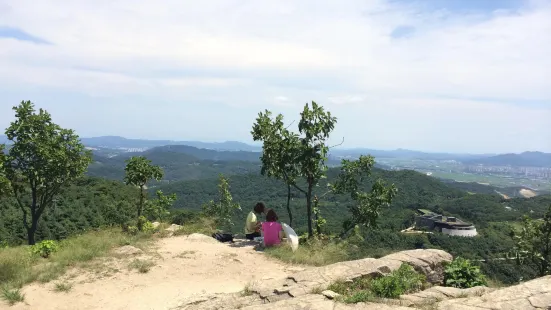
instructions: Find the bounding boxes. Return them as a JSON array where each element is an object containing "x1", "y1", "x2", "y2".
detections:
[
  {"x1": 31, "y1": 240, "x2": 59, "y2": 258},
  {"x1": 1, "y1": 286, "x2": 25, "y2": 305},
  {"x1": 444, "y1": 257, "x2": 487, "y2": 289},
  {"x1": 141, "y1": 221, "x2": 156, "y2": 234}
]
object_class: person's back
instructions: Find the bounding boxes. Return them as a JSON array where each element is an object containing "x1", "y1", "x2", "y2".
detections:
[
  {"x1": 261, "y1": 209, "x2": 283, "y2": 247},
  {"x1": 262, "y1": 221, "x2": 282, "y2": 246}
]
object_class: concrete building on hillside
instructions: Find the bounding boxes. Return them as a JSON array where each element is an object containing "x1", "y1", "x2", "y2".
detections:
[{"x1": 415, "y1": 209, "x2": 478, "y2": 237}]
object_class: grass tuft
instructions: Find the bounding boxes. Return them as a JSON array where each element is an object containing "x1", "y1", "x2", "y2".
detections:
[
  {"x1": 128, "y1": 259, "x2": 155, "y2": 273},
  {"x1": 54, "y1": 282, "x2": 73, "y2": 293},
  {"x1": 1, "y1": 286, "x2": 25, "y2": 305}
]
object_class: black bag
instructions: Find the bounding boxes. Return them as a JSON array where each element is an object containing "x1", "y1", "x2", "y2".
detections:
[{"x1": 212, "y1": 232, "x2": 234, "y2": 243}]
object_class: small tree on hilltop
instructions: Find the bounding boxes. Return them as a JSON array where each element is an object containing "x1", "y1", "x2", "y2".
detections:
[
  {"x1": 252, "y1": 101, "x2": 337, "y2": 238},
  {"x1": 124, "y1": 156, "x2": 163, "y2": 228},
  {"x1": 511, "y1": 205, "x2": 551, "y2": 277},
  {"x1": 331, "y1": 155, "x2": 398, "y2": 236},
  {"x1": 202, "y1": 174, "x2": 241, "y2": 232},
  {"x1": 251, "y1": 110, "x2": 301, "y2": 227},
  {"x1": 2, "y1": 101, "x2": 92, "y2": 245}
]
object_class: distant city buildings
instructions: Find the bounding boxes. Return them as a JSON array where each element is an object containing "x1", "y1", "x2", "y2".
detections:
[
  {"x1": 415, "y1": 209, "x2": 478, "y2": 237},
  {"x1": 464, "y1": 165, "x2": 551, "y2": 179}
]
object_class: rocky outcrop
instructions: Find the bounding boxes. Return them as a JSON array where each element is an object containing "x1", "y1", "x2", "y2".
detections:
[
  {"x1": 250, "y1": 249, "x2": 452, "y2": 302},
  {"x1": 173, "y1": 247, "x2": 551, "y2": 310},
  {"x1": 174, "y1": 249, "x2": 452, "y2": 309},
  {"x1": 437, "y1": 276, "x2": 551, "y2": 310}
]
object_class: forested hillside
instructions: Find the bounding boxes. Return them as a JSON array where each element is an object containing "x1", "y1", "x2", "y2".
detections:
[{"x1": 87, "y1": 146, "x2": 261, "y2": 181}]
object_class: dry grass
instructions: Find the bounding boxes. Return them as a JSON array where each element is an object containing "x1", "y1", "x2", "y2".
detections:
[
  {"x1": 172, "y1": 217, "x2": 217, "y2": 236},
  {"x1": 264, "y1": 239, "x2": 351, "y2": 266},
  {"x1": 0, "y1": 228, "x2": 154, "y2": 290},
  {"x1": 128, "y1": 259, "x2": 155, "y2": 273}
]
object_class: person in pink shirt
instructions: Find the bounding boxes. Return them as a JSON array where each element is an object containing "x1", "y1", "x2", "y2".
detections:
[{"x1": 261, "y1": 209, "x2": 284, "y2": 247}]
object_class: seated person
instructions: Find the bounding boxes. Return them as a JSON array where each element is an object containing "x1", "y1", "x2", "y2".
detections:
[
  {"x1": 244, "y1": 202, "x2": 266, "y2": 240},
  {"x1": 261, "y1": 209, "x2": 284, "y2": 247}
]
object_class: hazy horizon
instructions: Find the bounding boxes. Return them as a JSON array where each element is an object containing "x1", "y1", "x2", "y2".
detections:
[{"x1": 1, "y1": 0, "x2": 549, "y2": 154}]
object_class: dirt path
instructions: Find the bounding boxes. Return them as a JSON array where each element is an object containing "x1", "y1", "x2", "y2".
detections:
[{"x1": 6, "y1": 235, "x2": 302, "y2": 310}]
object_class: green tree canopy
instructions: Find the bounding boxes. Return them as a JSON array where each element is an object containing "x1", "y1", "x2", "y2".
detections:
[
  {"x1": 2, "y1": 100, "x2": 91, "y2": 244},
  {"x1": 252, "y1": 101, "x2": 337, "y2": 237}
]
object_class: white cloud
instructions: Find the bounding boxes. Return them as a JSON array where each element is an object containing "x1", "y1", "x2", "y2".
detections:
[{"x1": 0, "y1": 0, "x2": 549, "y2": 152}]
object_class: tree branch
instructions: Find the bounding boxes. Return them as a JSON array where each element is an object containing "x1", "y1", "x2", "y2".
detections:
[
  {"x1": 285, "y1": 120, "x2": 296, "y2": 130},
  {"x1": 328, "y1": 137, "x2": 345, "y2": 149}
]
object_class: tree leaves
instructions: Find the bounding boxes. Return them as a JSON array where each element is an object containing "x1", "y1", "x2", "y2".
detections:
[{"x1": 332, "y1": 155, "x2": 398, "y2": 232}]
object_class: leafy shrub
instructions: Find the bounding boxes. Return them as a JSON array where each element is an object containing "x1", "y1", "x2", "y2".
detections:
[
  {"x1": 370, "y1": 264, "x2": 425, "y2": 298},
  {"x1": 444, "y1": 257, "x2": 487, "y2": 289},
  {"x1": 126, "y1": 226, "x2": 139, "y2": 236},
  {"x1": 141, "y1": 221, "x2": 156, "y2": 234},
  {"x1": 31, "y1": 240, "x2": 59, "y2": 258}
]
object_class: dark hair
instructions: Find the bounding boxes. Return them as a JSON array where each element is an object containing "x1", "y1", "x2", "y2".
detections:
[
  {"x1": 254, "y1": 202, "x2": 265, "y2": 214},
  {"x1": 265, "y1": 209, "x2": 278, "y2": 222}
]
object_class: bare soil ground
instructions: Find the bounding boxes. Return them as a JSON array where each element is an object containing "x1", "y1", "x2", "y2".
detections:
[{"x1": 4, "y1": 235, "x2": 301, "y2": 310}]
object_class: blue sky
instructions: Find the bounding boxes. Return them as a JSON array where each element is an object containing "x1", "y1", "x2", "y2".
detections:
[{"x1": 0, "y1": 0, "x2": 549, "y2": 154}]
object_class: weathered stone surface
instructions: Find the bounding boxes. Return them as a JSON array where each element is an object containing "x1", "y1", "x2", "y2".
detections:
[
  {"x1": 152, "y1": 221, "x2": 161, "y2": 228},
  {"x1": 251, "y1": 249, "x2": 451, "y2": 296},
  {"x1": 437, "y1": 276, "x2": 551, "y2": 310},
  {"x1": 383, "y1": 249, "x2": 453, "y2": 284}
]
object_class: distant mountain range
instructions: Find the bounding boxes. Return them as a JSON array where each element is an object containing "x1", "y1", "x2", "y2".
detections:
[
  {"x1": 80, "y1": 136, "x2": 261, "y2": 152},
  {"x1": 465, "y1": 152, "x2": 551, "y2": 168},
  {"x1": 1, "y1": 134, "x2": 549, "y2": 167}
]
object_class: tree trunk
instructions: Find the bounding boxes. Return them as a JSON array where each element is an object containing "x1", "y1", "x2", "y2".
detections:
[
  {"x1": 306, "y1": 180, "x2": 313, "y2": 238},
  {"x1": 27, "y1": 215, "x2": 38, "y2": 245},
  {"x1": 286, "y1": 184, "x2": 293, "y2": 228},
  {"x1": 138, "y1": 185, "x2": 144, "y2": 218}
]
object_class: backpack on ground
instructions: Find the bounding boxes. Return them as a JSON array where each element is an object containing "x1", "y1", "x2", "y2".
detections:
[{"x1": 212, "y1": 232, "x2": 234, "y2": 243}]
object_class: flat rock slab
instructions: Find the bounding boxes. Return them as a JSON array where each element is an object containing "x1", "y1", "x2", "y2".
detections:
[{"x1": 437, "y1": 276, "x2": 551, "y2": 310}]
